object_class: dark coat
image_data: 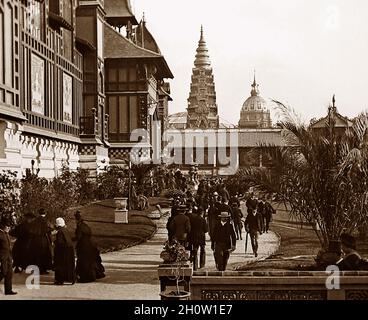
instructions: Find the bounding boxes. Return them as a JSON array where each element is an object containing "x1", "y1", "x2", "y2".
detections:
[
  {"x1": 28, "y1": 216, "x2": 53, "y2": 271},
  {"x1": 212, "y1": 220, "x2": 237, "y2": 250},
  {"x1": 75, "y1": 220, "x2": 105, "y2": 283},
  {"x1": 189, "y1": 214, "x2": 208, "y2": 246},
  {"x1": 264, "y1": 202, "x2": 276, "y2": 220},
  {"x1": 10, "y1": 220, "x2": 33, "y2": 269},
  {"x1": 0, "y1": 229, "x2": 12, "y2": 281},
  {"x1": 207, "y1": 204, "x2": 219, "y2": 237},
  {"x1": 232, "y1": 207, "x2": 243, "y2": 225},
  {"x1": 54, "y1": 227, "x2": 75, "y2": 283},
  {"x1": 169, "y1": 213, "x2": 191, "y2": 241},
  {"x1": 337, "y1": 251, "x2": 362, "y2": 271},
  {"x1": 244, "y1": 212, "x2": 263, "y2": 233}
]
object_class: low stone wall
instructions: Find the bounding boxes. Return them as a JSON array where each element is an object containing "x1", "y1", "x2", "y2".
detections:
[{"x1": 191, "y1": 270, "x2": 368, "y2": 300}]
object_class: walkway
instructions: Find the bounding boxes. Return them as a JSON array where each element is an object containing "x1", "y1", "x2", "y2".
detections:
[{"x1": 3, "y1": 205, "x2": 279, "y2": 300}]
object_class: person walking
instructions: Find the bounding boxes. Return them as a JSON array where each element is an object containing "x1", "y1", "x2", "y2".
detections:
[
  {"x1": 28, "y1": 209, "x2": 53, "y2": 274},
  {"x1": 264, "y1": 201, "x2": 275, "y2": 233},
  {"x1": 244, "y1": 208, "x2": 263, "y2": 257},
  {"x1": 168, "y1": 205, "x2": 191, "y2": 246},
  {"x1": 188, "y1": 208, "x2": 208, "y2": 270},
  {"x1": 10, "y1": 213, "x2": 35, "y2": 273},
  {"x1": 211, "y1": 212, "x2": 237, "y2": 271},
  {"x1": 74, "y1": 211, "x2": 105, "y2": 283},
  {"x1": 53, "y1": 218, "x2": 76, "y2": 285},
  {"x1": 231, "y1": 202, "x2": 244, "y2": 240},
  {"x1": 0, "y1": 218, "x2": 16, "y2": 295}
]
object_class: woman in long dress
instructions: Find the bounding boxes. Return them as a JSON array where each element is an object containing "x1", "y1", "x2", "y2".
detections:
[
  {"x1": 74, "y1": 211, "x2": 105, "y2": 283},
  {"x1": 53, "y1": 218, "x2": 76, "y2": 285}
]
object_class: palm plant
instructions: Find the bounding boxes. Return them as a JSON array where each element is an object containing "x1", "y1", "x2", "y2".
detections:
[{"x1": 242, "y1": 101, "x2": 368, "y2": 251}]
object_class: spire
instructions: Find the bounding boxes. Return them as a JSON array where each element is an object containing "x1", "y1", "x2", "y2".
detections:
[
  {"x1": 194, "y1": 25, "x2": 211, "y2": 68},
  {"x1": 251, "y1": 70, "x2": 259, "y2": 96}
]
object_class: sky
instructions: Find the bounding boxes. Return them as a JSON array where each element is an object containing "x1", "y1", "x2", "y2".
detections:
[{"x1": 132, "y1": 0, "x2": 368, "y2": 125}]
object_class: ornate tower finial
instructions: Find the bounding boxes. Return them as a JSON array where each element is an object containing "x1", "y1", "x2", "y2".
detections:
[
  {"x1": 332, "y1": 94, "x2": 336, "y2": 109},
  {"x1": 194, "y1": 25, "x2": 211, "y2": 68},
  {"x1": 142, "y1": 11, "x2": 146, "y2": 23},
  {"x1": 251, "y1": 70, "x2": 259, "y2": 97}
]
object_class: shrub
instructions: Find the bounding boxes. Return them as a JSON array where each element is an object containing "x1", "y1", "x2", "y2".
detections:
[{"x1": 0, "y1": 170, "x2": 19, "y2": 223}]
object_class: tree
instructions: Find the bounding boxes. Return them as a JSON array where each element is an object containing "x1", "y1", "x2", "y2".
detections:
[{"x1": 242, "y1": 102, "x2": 368, "y2": 251}]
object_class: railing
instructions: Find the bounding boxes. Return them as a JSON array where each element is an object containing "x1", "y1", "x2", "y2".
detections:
[
  {"x1": 104, "y1": 113, "x2": 109, "y2": 142},
  {"x1": 80, "y1": 109, "x2": 99, "y2": 136}
]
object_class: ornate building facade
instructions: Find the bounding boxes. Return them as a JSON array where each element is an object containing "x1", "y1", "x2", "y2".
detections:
[
  {"x1": 186, "y1": 27, "x2": 219, "y2": 129},
  {"x1": 0, "y1": 0, "x2": 173, "y2": 178}
]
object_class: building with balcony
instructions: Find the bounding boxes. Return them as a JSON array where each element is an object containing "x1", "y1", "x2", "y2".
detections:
[{"x1": 0, "y1": 0, "x2": 173, "y2": 178}]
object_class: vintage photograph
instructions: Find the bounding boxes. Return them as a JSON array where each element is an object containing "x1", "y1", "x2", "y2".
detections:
[{"x1": 1, "y1": 0, "x2": 368, "y2": 302}]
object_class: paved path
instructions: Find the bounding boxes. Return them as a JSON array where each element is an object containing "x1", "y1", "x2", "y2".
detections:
[{"x1": 3, "y1": 208, "x2": 279, "y2": 300}]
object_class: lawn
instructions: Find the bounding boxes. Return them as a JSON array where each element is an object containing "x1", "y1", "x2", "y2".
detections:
[
  {"x1": 64, "y1": 198, "x2": 164, "y2": 253},
  {"x1": 238, "y1": 203, "x2": 368, "y2": 271}
]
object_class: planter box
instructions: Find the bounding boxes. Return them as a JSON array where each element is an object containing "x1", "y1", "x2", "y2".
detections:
[
  {"x1": 114, "y1": 209, "x2": 128, "y2": 224},
  {"x1": 114, "y1": 197, "x2": 128, "y2": 210}
]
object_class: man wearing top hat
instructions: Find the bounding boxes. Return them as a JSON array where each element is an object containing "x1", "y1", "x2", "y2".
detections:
[{"x1": 211, "y1": 212, "x2": 237, "y2": 271}]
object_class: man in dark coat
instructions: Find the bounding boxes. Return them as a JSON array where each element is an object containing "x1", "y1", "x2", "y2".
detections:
[
  {"x1": 263, "y1": 201, "x2": 275, "y2": 233},
  {"x1": 244, "y1": 208, "x2": 263, "y2": 257},
  {"x1": 54, "y1": 218, "x2": 75, "y2": 285},
  {"x1": 211, "y1": 212, "x2": 237, "y2": 271},
  {"x1": 10, "y1": 213, "x2": 34, "y2": 272},
  {"x1": 0, "y1": 218, "x2": 16, "y2": 295},
  {"x1": 207, "y1": 193, "x2": 220, "y2": 242},
  {"x1": 231, "y1": 202, "x2": 244, "y2": 240},
  {"x1": 246, "y1": 194, "x2": 258, "y2": 213},
  {"x1": 28, "y1": 209, "x2": 53, "y2": 274},
  {"x1": 74, "y1": 211, "x2": 105, "y2": 283},
  {"x1": 168, "y1": 205, "x2": 191, "y2": 246},
  {"x1": 257, "y1": 198, "x2": 267, "y2": 233},
  {"x1": 188, "y1": 208, "x2": 208, "y2": 270}
]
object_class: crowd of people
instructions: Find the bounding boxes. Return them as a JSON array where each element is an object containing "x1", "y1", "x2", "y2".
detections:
[
  {"x1": 0, "y1": 210, "x2": 105, "y2": 295},
  {"x1": 166, "y1": 178, "x2": 276, "y2": 271}
]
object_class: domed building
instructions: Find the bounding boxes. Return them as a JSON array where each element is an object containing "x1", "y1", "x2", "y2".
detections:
[{"x1": 239, "y1": 75, "x2": 272, "y2": 128}]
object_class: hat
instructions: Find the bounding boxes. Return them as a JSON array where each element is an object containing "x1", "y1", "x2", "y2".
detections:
[
  {"x1": 340, "y1": 233, "x2": 356, "y2": 250},
  {"x1": 218, "y1": 212, "x2": 231, "y2": 219},
  {"x1": 177, "y1": 205, "x2": 187, "y2": 213},
  {"x1": 74, "y1": 211, "x2": 82, "y2": 220},
  {"x1": 55, "y1": 217, "x2": 66, "y2": 228},
  {"x1": 0, "y1": 217, "x2": 12, "y2": 227},
  {"x1": 213, "y1": 192, "x2": 219, "y2": 196}
]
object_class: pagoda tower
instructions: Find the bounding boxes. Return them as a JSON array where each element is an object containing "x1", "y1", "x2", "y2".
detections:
[{"x1": 187, "y1": 26, "x2": 219, "y2": 129}]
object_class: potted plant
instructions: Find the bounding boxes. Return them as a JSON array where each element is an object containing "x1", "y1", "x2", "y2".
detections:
[{"x1": 159, "y1": 240, "x2": 191, "y2": 300}]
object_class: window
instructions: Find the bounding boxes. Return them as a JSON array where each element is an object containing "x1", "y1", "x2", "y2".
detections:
[
  {"x1": 4, "y1": 3, "x2": 13, "y2": 86},
  {"x1": 108, "y1": 94, "x2": 140, "y2": 141},
  {"x1": 27, "y1": 0, "x2": 44, "y2": 40},
  {"x1": 107, "y1": 66, "x2": 144, "y2": 92}
]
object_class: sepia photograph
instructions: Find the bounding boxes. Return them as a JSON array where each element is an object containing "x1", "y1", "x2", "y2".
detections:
[{"x1": 1, "y1": 0, "x2": 368, "y2": 307}]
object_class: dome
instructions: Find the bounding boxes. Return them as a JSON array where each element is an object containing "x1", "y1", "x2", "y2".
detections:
[
  {"x1": 238, "y1": 75, "x2": 272, "y2": 129},
  {"x1": 241, "y1": 95, "x2": 269, "y2": 113}
]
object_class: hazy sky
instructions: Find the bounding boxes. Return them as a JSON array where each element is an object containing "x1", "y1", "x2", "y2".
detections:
[{"x1": 132, "y1": 0, "x2": 368, "y2": 125}]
